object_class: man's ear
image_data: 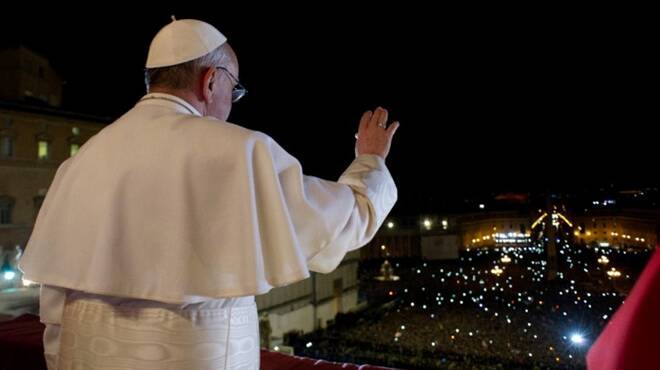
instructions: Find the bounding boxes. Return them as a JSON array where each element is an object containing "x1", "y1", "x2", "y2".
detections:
[{"x1": 201, "y1": 67, "x2": 216, "y2": 103}]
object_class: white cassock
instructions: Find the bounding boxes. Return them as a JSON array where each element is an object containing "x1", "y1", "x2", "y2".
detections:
[{"x1": 19, "y1": 92, "x2": 397, "y2": 370}]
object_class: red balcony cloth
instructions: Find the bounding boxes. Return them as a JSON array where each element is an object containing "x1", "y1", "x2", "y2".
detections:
[{"x1": 587, "y1": 249, "x2": 660, "y2": 370}]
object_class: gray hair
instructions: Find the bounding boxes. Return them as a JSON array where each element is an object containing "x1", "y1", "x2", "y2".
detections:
[{"x1": 145, "y1": 44, "x2": 230, "y2": 91}]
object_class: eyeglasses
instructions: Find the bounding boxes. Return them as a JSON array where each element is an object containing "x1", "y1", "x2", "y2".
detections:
[{"x1": 215, "y1": 66, "x2": 247, "y2": 103}]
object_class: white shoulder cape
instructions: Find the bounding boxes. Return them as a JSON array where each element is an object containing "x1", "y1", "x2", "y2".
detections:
[{"x1": 19, "y1": 95, "x2": 397, "y2": 303}]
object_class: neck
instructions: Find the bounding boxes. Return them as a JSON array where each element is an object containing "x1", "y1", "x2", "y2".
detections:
[{"x1": 148, "y1": 86, "x2": 205, "y2": 116}]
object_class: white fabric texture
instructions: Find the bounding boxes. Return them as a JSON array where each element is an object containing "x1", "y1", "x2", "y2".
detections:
[{"x1": 42, "y1": 286, "x2": 258, "y2": 370}]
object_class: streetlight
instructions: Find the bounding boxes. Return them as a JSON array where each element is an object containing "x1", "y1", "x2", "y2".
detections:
[
  {"x1": 1, "y1": 256, "x2": 16, "y2": 281},
  {"x1": 423, "y1": 219, "x2": 432, "y2": 230},
  {"x1": 607, "y1": 268, "x2": 621, "y2": 278},
  {"x1": 570, "y1": 333, "x2": 586, "y2": 346}
]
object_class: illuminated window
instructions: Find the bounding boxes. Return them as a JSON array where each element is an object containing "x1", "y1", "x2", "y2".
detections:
[
  {"x1": 70, "y1": 143, "x2": 80, "y2": 157},
  {"x1": 38, "y1": 141, "x2": 49, "y2": 160}
]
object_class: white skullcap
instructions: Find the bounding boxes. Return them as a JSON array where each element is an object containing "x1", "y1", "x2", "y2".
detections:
[{"x1": 146, "y1": 18, "x2": 227, "y2": 68}]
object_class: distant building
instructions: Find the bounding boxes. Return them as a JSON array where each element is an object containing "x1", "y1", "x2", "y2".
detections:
[
  {"x1": 361, "y1": 207, "x2": 659, "y2": 260},
  {"x1": 0, "y1": 46, "x2": 108, "y2": 256},
  {"x1": 0, "y1": 46, "x2": 63, "y2": 107},
  {"x1": 256, "y1": 250, "x2": 363, "y2": 348},
  {"x1": 573, "y1": 209, "x2": 660, "y2": 249}
]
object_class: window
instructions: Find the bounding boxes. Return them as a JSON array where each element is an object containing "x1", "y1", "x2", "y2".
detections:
[
  {"x1": 0, "y1": 206, "x2": 11, "y2": 224},
  {"x1": 36, "y1": 125, "x2": 53, "y2": 160},
  {"x1": 38, "y1": 140, "x2": 49, "y2": 160},
  {"x1": 68, "y1": 127, "x2": 81, "y2": 157},
  {"x1": 70, "y1": 143, "x2": 80, "y2": 157},
  {"x1": 0, "y1": 119, "x2": 15, "y2": 158},
  {"x1": 0, "y1": 196, "x2": 15, "y2": 224},
  {"x1": 0, "y1": 136, "x2": 12, "y2": 157}
]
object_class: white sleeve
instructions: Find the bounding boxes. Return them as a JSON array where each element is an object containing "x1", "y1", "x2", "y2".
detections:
[
  {"x1": 305, "y1": 154, "x2": 397, "y2": 272},
  {"x1": 260, "y1": 133, "x2": 397, "y2": 274}
]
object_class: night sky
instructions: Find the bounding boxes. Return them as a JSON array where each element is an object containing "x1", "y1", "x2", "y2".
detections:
[{"x1": 1, "y1": 7, "x2": 655, "y2": 215}]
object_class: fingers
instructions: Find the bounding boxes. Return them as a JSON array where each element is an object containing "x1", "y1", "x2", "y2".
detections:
[
  {"x1": 369, "y1": 107, "x2": 388, "y2": 129},
  {"x1": 387, "y1": 121, "x2": 400, "y2": 138},
  {"x1": 376, "y1": 107, "x2": 388, "y2": 128},
  {"x1": 368, "y1": 108, "x2": 379, "y2": 129},
  {"x1": 359, "y1": 110, "x2": 372, "y2": 134},
  {"x1": 358, "y1": 107, "x2": 397, "y2": 140}
]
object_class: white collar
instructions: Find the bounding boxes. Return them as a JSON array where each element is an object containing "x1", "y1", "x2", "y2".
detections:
[{"x1": 138, "y1": 92, "x2": 202, "y2": 117}]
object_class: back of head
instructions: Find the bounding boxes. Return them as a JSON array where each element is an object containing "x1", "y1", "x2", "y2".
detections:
[{"x1": 144, "y1": 18, "x2": 230, "y2": 91}]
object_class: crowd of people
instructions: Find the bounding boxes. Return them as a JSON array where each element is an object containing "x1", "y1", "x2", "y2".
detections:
[{"x1": 288, "y1": 240, "x2": 652, "y2": 370}]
